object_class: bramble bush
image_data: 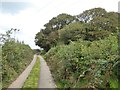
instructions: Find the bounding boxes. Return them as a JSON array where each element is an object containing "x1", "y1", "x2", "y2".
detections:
[
  {"x1": 45, "y1": 34, "x2": 118, "y2": 88},
  {"x1": 1, "y1": 30, "x2": 34, "y2": 88},
  {"x1": 2, "y1": 40, "x2": 33, "y2": 88}
]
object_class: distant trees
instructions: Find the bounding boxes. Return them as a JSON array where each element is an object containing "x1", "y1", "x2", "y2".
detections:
[
  {"x1": 77, "y1": 8, "x2": 107, "y2": 23},
  {"x1": 35, "y1": 8, "x2": 118, "y2": 51},
  {"x1": 43, "y1": 13, "x2": 78, "y2": 34},
  {"x1": 35, "y1": 13, "x2": 77, "y2": 51}
]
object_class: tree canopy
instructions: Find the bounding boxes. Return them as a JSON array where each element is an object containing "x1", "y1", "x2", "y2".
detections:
[{"x1": 35, "y1": 7, "x2": 118, "y2": 51}]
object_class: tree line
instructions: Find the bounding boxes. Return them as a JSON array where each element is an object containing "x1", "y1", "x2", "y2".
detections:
[{"x1": 35, "y1": 8, "x2": 118, "y2": 52}]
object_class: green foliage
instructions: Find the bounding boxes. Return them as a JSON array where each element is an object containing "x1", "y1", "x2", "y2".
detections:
[
  {"x1": 1, "y1": 30, "x2": 34, "y2": 88},
  {"x1": 45, "y1": 35, "x2": 118, "y2": 88},
  {"x1": 33, "y1": 49, "x2": 41, "y2": 54},
  {"x1": 77, "y1": 8, "x2": 107, "y2": 23},
  {"x1": 35, "y1": 13, "x2": 78, "y2": 51},
  {"x1": 43, "y1": 13, "x2": 78, "y2": 34},
  {"x1": 35, "y1": 7, "x2": 119, "y2": 88},
  {"x1": 89, "y1": 15, "x2": 118, "y2": 33},
  {"x1": 59, "y1": 22, "x2": 86, "y2": 44},
  {"x1": 22, "y1": 57, "x2": 40, "y2": 89},
  {"x1": 2, "y1": 40, "x2": 33, "y2": 88},
  {"x1": 35, "y1": 8, "x2": 118, "y2": 51},
  {"x1": 0, "y1": 46, "x2": 2, "y2": 90}
]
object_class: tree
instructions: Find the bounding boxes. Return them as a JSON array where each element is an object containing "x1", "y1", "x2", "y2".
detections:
[
  {"x1": 43, "y1": 13, "x2": 78, "y2": 34},
  {"x1": 0, "y1": 28, "x2": 20, "y2": 46},
  {"x1": 59, "y1": 22, "x2": 86, "y2": 44},
  {"x1": 0, "y1": 30, "x2": 13, "y2": 45},
  {"x1": 77, "y1": 8, "x2": 107, "y2": 23},
  {"x1": 35, "y1": 8, "x2": 118, "y2": 51},
  {"x1": 83, "y1": 12, "x2": 118, "y2": 41},
  {"x1": 35, "y1": 13, "x2": 78, "y2": 51}
]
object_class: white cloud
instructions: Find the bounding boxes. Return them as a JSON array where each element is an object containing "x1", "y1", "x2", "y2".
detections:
[{"x1": 0, "y1": 0, "x2": 119, "y2": 49}]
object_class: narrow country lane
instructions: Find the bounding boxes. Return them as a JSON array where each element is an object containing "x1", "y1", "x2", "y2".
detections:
[
  {"x1": 7, "y1": 55, "x2": 37, "y2": 89},
  {"x1": 38, "y1": 56, "x2": 56, "y2": 88}
]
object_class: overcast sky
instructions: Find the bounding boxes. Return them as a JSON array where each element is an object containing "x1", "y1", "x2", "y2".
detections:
[{"x1": 0, "y1": 0, "x2": 119, "y2": 49}]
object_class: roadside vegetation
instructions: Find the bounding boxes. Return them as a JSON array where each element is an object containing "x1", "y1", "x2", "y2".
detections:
[
  {"x1": 45, "y1": 35, "x2": 118, "y2": 88},
  {"x1": 22, "y1": 56, "x2": 40, "y2": 89},
  {"x1": 0, "y1": 46, "x2": 2, "y2": 90},
  {"x1": 35, "y1": 8, "x2": 119, "y2": 88},
  {"x1": 1, "y1": 30, "x2": 34, "y2": 88}
]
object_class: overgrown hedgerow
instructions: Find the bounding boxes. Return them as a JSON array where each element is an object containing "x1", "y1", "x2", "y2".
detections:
[
  {"x1": 2, "y1": 40, "x2": 33, "y2": 88},
  {"x1": 45, "y1": 35, "x2": 118, "y2": 88}
]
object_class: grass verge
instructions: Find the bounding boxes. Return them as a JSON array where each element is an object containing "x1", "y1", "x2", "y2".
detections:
[{"x1": 22, "y1": 56, "x2": 40, "y2": 89}]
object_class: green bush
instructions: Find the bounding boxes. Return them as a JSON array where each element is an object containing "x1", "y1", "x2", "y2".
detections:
[
  {"x1": 45, "y1": 35, "x2": 118, "y2": 88},
  {"x1": 0, "y1": 46, "x2": 2, "y2": 90},
  {"x1": 2, "y1": 40, "x2": 33, "y2": 88}
]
